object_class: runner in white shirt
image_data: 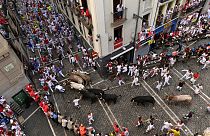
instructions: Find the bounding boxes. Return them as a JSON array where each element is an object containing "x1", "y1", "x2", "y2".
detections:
[
  {"x1": 128, "y1": 65, "x2": 134, "y2": 76},
  {"x1": 88, "y1": 112, "x2": 94, "y2": 125},
  {"x1": 73, "y1": 97, "x2": 81, "y2": 108},
  {"x1": 180, "y1": 69, "x2": 193, "y2": 80},
  {"x1": 122, "y1": 64, "x2": 128, "y2": 73},
  {"x1": 116, "y1": 64, "x2": 122, "y2": 76},
  {"x1": 131, "y1": 76, "x2": 140, "y2": 87},
  {"x1": 161, "y1": 121, "x2": 173, "y2": 132}
]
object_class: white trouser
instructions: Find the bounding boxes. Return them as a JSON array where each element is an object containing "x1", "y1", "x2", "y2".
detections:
[{"x1": 118, "y1": 80, "x2": 125, "y2": 86}]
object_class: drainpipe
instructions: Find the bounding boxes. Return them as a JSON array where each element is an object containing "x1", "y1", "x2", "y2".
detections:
[{"x1": 132, "y1": 0, "x2": 141, "y2": 63}]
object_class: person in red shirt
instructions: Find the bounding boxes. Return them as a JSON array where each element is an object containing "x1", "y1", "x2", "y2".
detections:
[
  {"x1": 106, "y1": 61, "x2": 113, "y2": 72},
  {"x1": 26, "y1": 84, "x2": 33, "y2": 92},
  {"x1": 113, "y1": 122, "x2": 120, "y2": 134},
  {"x1": 79, "y1": 124, "x2": 86, "y2": 136},
  {"x1": 190, "y1": 72, "x2": 200, "y2": 84},
  {"x1": 42, "y1": 84, "x2": 50, "y2": 95}
]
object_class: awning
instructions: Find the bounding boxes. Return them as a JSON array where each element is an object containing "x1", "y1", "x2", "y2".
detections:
[{"x1": 110, "y1": 46, "x2": 134, "y2": 60}]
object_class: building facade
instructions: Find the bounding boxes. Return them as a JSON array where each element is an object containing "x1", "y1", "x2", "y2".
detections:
[
  {"x1": 0, "y1": 0, "x2": 31, "y2": 108},
  {"x1": 55, "y1": 0, "x2": 207, "y2": 61},
  {"x1": 0, "y1": 34, "x2": 29, "y2": 102},
  {"x1": 55, "y1": 0, "x2": 159, "y2": 58}
]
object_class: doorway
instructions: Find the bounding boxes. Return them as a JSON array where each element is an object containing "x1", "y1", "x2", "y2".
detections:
[
  {"x1": 113, "y1": 0, "x2": 122, "y2": 13},
  {"x1": 142, "y1": 13, "x2": 150, "y2": 29},
  {"x1": 114, "y1": 25, "x2": 123, "y2": 40},
  {"x1": 12, "y1": 90, "x2": 32, "y2": 107}
]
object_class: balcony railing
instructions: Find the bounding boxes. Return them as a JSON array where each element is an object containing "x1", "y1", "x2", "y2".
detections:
[
  {"x1": 114, "y1": 38, "x2": 123, "y2": 49},
  {"x1": 111, "y1": 8, "x2": 127, "y2": 27},
  {"x1": 180, "y1": 0, "x2": 206, "y2": 17},
  {"x1": 69, "y1": 2, "x2": 81, "y2": 16},
  {"x1": 78, "y1": 15, "x2": 93, "y2": 29}
]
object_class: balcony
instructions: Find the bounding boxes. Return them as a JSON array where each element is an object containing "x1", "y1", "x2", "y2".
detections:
[
  {"x1": 111, "y1": 8, "x2": 127, "y2": 27},
  {"x1": 69, "y1": 2, "x2": 81, "y2": 16},
  {"x1": 114, "y1": 38, "x2": 123, "y2": 49},
  {"x1": 180, "y1": 0, "x2": 206, "y2": 17},
  {"x1": 78, "y1": 14, "x2": 93, "y2": 29}
]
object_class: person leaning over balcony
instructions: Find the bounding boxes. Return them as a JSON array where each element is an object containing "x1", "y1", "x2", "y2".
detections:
[{"x1": 116, "y1": 3, "x2": 123, "y2": 19}]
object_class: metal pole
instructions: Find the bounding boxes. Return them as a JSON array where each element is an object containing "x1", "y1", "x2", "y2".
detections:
[{"x1": 132, "y1": 0, "x2": 141, "y2": 63}]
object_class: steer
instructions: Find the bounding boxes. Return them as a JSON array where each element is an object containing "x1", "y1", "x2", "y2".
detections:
[
  {"x1": 165, "y1": 95, "x2": 192, "y2": 103},
  {"x1": 72, "y1": 70, "x2": 92, "y2": 85},
  {"x1": 100, "y1": 93, "x2": 121, "y2": 104},
  {"x1": 79, "y1": 91, "x2": 97, "y2": 104},
  {"x1": 69, "y1": 74, "x2": 84, "y2": 85},
  {"x1": 69, "y1": 82, "x2": 85, "y2": 90},
  {"x1": 131, "y1": 96, "x2": 155, "y2": 106}
]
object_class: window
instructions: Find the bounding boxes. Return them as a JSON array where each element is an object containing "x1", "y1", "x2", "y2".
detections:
[
  {"x1": 114, "y1": 25, "x2": 123, "y2": 40},
  {"x1": 114, "y1": 25, "x2": 123, "y2": 49},
  {"x1": 81, "y1": 0, "x2": 88, "y2": 10},
  {"x1": 142, "y1": 13, "x2": 150, "y2": 29},
  {"x1": 113, "y1": 0, "x2": 122, "y2": 13}
]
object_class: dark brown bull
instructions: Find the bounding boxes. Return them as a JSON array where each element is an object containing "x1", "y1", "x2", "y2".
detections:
[{"x1": 72, "y1": 71, "x2": 92, "y2": 85}]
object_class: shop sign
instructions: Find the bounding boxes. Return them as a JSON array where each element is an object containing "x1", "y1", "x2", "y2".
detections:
[{"x1": 4, "y1": 63, "x2": 14, "y2": 72}]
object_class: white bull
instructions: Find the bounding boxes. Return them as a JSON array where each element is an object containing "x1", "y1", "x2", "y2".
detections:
[
  {"x1": 69, "y1": 82, "x2": 85, "y2": 90},
  {"x1": 166, "y1": 95, "x2": 192, "y2": 103}
]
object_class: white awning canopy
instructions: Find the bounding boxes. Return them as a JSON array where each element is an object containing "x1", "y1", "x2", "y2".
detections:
[{"x1": 110, "y1": 46, "x2": 134, "y2": 60}]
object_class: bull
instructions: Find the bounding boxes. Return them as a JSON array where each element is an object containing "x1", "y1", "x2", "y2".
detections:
[
  {"x1": 86, "y1": 87, "x2": 109, "y2": 96},
  {"x1": 64, "y1": 81, "x2": 85, "y2": 90},
  {"x1": 165, "y1": 95, "x2": 192, "y2": 103},
  {"x1": 79, "y1": 90, "x2": 97, "y2": 104},
  {"x1": 131, "y1": 96, "x2": 155, "y2": 106},
  {"x1": 99, "y1": 93, "x2": 121, "y2": 104},
  {"x1": 72, "y1": 70, "x2": 92, "y2": 85},
  {"x1": 68, "y1": 74, "x2": 84, "y2": 85}
]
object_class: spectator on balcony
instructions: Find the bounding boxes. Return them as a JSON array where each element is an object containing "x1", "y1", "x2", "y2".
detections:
[
  {"x1": 116, "y1": 3, "x2": 124, "y2": 19},
  {"x1": 166, "y1": 8, "x2": 173, "y2": 21}
]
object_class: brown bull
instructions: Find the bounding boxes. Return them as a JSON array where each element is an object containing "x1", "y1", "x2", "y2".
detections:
[
  {"x1": 165, "y1": 95, "x2": 192, "y2": 103},
  {"x1": 72, "y1": 71, "x2": 92, "y2": 85},
  {"x1": 68, "y1": 74, "x2": 84, "y2": 85}
]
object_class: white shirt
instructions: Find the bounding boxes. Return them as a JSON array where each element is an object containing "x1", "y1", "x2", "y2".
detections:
[
  {"x1": 88, "y1": 113, "x2": 93, "y2": 119},
  {"x1": 133, "y1": 77, "x2": 139, "y2": 82},
  {"x1": 129, "y1": 65, "x2": 133, "y2": 71},
  {"x1": 182, "y1": 70, "x2": 193, "y2": 77},
  {"x1": 62, "y1": 119, "x2": 68, "y2": 127},
  {"x1": 163, "y1": 122, "x2": 173, "y2": 128},
  {"x1": 55, "y1": 85, "x2": 63, "y2": 90},
  {"x1": 116, "y1": 4, "x2": 123, "y2": 12},
  {"x1": 164, "y1": 75, "x2": 172, "y2": 81},
  {"x1": 117, "y1": 65, "x2": 122, "y2": 72},
  {"x1": 122, "y1": 66, "x2": 127, "y2": 72},
  {"x1": 73, "y1": 99, "x2": 80, "y2": 106}
]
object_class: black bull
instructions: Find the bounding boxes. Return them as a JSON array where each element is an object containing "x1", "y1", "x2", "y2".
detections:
[
  {"x1": 131, "y1": 96, "x2": 155, "y2": 106},
  {"x1": 79, "y1": 91, "x2": 97, "y2": 104}
]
